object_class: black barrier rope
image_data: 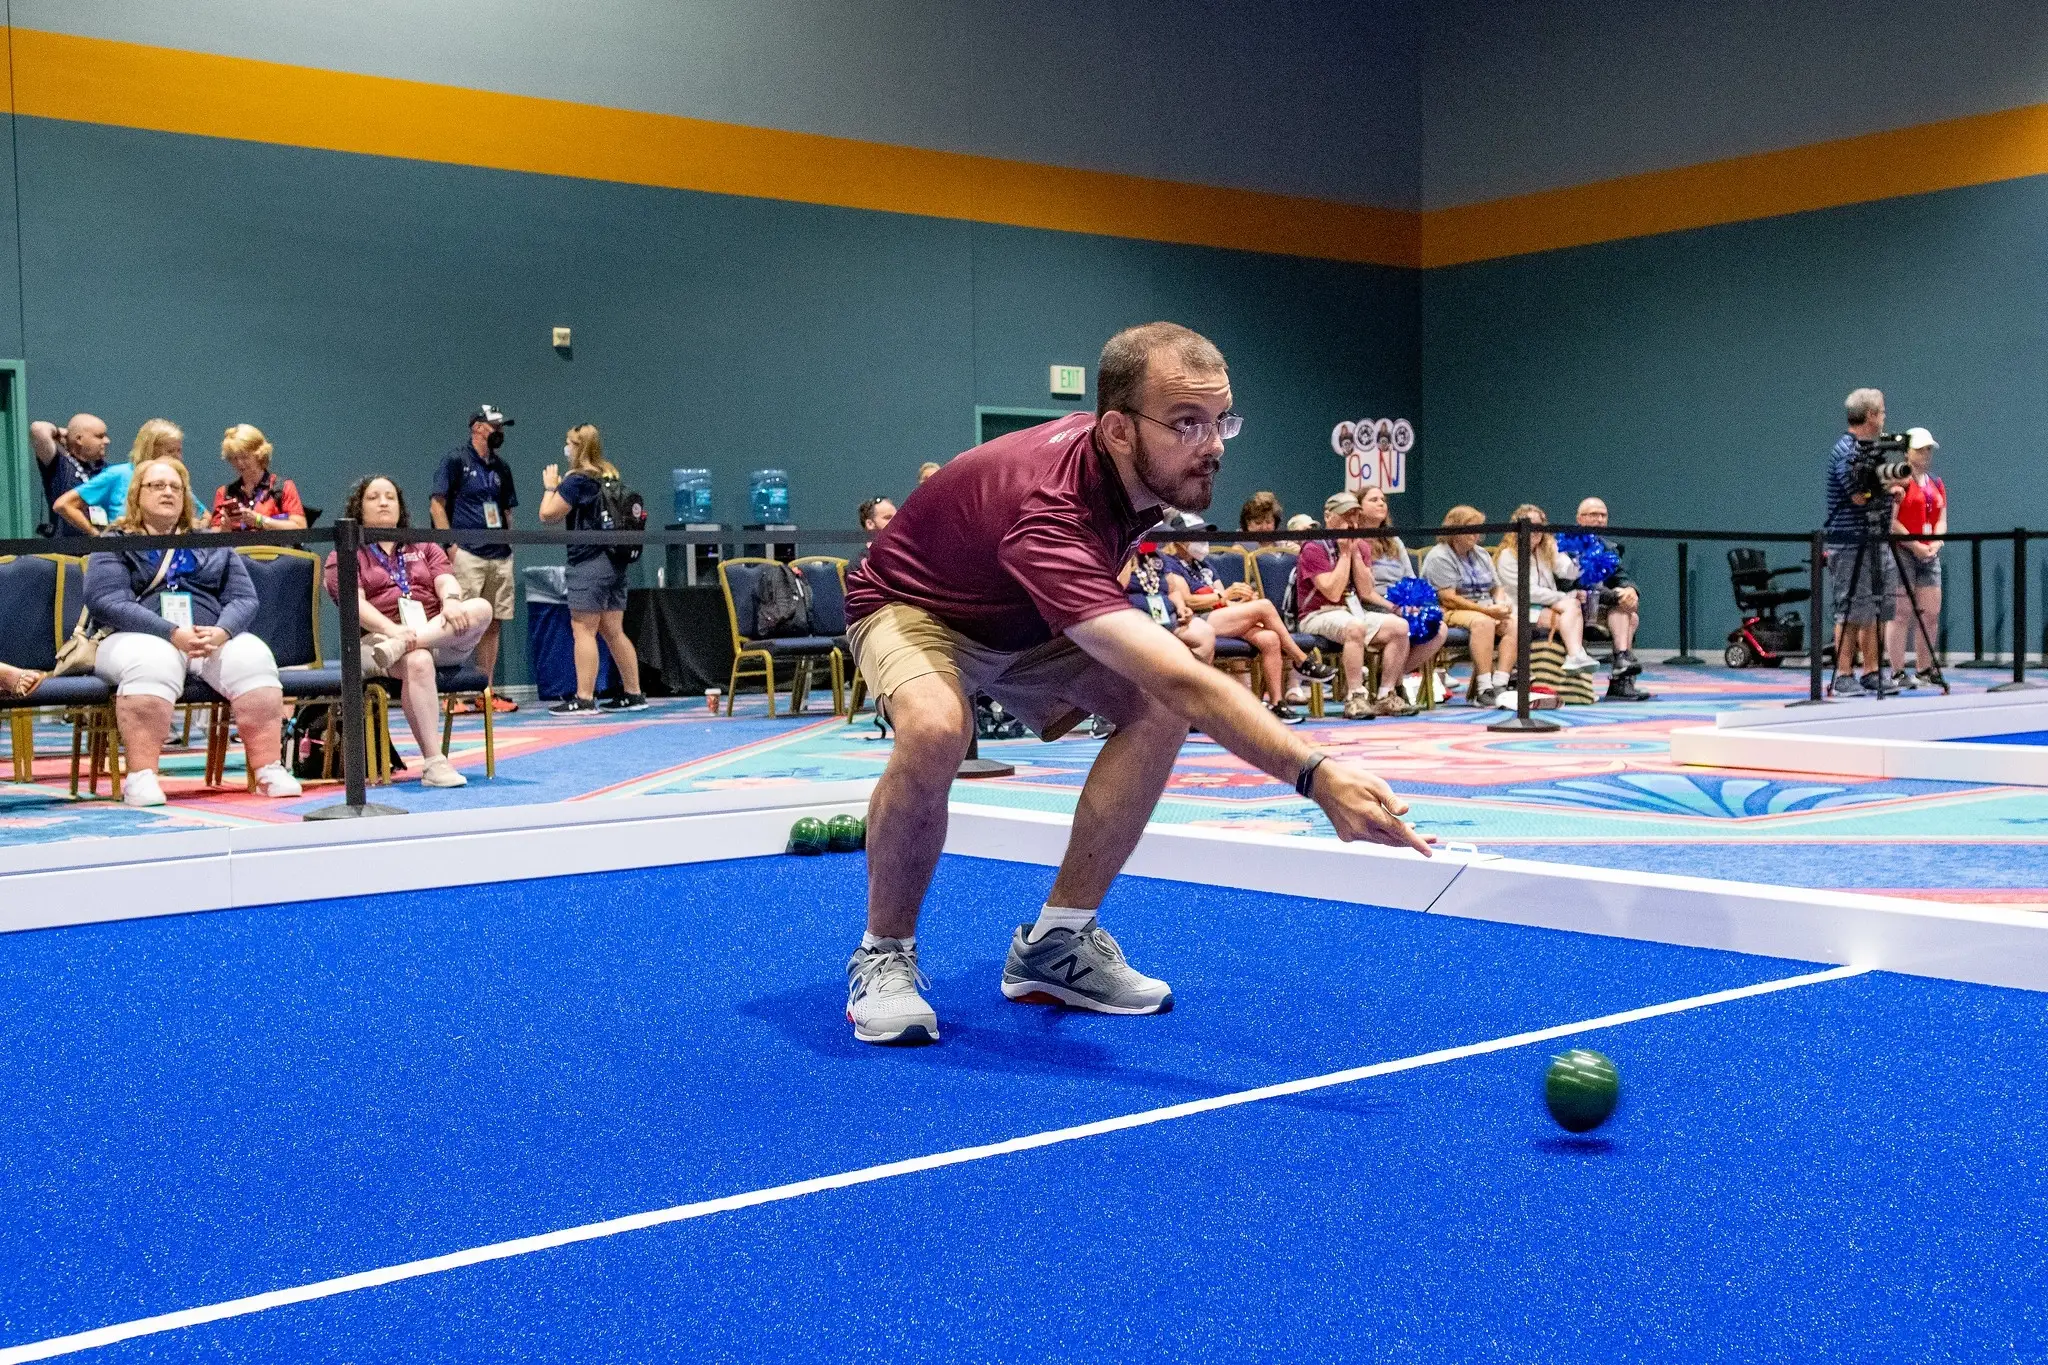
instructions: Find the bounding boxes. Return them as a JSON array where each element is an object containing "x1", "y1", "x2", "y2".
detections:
[{"x1": 13, "y1": 515, "x2": 2040, "y2": 821}]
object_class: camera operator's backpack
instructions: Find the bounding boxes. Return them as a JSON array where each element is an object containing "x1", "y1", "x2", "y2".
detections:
[
  {"x1": 596, "y1": 475, "x2": 647, "y2": 567},
  {"x1": 751, "y1": 563, "x2": 813, "y2": 638}
]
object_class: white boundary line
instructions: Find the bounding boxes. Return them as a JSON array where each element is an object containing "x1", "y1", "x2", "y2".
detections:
[{"x1": 0, "y1": 963, "x2": 1866, "y2": 1364}]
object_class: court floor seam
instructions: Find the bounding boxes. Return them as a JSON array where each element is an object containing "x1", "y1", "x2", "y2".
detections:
[{"x1": 0, "y1": 962, "x2": 1871, "y2": 1364}]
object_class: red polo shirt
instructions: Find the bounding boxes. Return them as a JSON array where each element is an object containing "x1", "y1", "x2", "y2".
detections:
[{"x1": 845, "y1": 414, "x2": 1163, "y2": 651}]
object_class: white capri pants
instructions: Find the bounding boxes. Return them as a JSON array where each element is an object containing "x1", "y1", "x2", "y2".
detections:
[{"x1": 95, "y1": 631, "x2": 284, "y2": 704}]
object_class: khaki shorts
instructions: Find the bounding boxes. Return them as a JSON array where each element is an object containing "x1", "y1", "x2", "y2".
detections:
[
  {"x1": 848, "y1": 601, "x2": 1147, "y2": 739},
  {"x1": 1443, "y1": 607, "x2": 1500, "y2": 634},
  {"x1": 451, "y1": 547, "x2": 516, "y2": 621},
  {"x1": 1299, "y1": 605, "x2": 1398, "y2": 643}
]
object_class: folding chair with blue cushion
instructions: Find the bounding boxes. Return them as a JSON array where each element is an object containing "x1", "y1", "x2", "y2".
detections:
[
  {"x1": 718, "y1": 558, "x2": 844, "y2": 716},
  {"x1": 1249, "y1": 550, "x2": 1327, "y2": 718},
  {"x1": 792, "y1": 555, "x2": 859, "y2": 720},
  {"x1": 0, "y1": 554, "x2": 111, "y2": 782}
]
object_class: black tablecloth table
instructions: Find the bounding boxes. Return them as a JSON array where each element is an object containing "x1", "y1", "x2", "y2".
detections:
[{"x1": 625, "y1": 587, "x2": 736, "y2": 697}]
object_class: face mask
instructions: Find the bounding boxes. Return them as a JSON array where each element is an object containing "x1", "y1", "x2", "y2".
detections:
[
  {"x1": 564, "y1": 444, "x2": 574, "y2": 461},
  {"x1": 486, "y1": 429, "x2": 504, "y2": 451}
]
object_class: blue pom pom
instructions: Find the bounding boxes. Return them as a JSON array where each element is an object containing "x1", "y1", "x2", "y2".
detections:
[
  {"x1": 1555, "y1": 531, "x2": 1618, "y2": 588},
  {"x1": 1385, "y1": 576, "x2": 1442, "y2": 641}
]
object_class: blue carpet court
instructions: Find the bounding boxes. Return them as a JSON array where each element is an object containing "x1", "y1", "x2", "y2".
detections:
[{"x1": 2, "y1": 854, "x2": 2044, "y2": 1362}]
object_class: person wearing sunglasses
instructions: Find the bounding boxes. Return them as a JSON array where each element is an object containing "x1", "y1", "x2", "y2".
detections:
[
  {"x1": 83, "y1": 457, "x2": 299, "y2": 807},
  {"x1": 838, "y1": 321, "x2": 1429, "y2": 1047}
]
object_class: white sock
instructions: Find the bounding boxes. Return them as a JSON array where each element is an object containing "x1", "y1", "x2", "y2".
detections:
[
  {"x1": 1027, "y1": 904, "x2": 1095, "y2": 943},
  {"x1": 861, "y1": 932, "x2": 914, "y2": 951}
]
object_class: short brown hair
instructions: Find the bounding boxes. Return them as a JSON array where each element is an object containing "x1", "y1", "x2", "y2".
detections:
[
  {"x1": 1096, "y1": 322, "x2": 1226, "y2": 417},
  {"x1": 1437, "y1": 504, "x2": 1485, "y2": 544},
  {"x1": 1239, "y1": 490, "x2": 1281, "y2": 530}
]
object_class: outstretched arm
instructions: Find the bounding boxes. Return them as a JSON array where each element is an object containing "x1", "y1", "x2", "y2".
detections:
[{"x1": 1066, "y1": 609, "x2": 1431, "y2": 853}]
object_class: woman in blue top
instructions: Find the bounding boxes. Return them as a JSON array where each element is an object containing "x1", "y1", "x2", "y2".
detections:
[
  {"x1": 83, "y1": 456, "x2": 298, "y2": 807},
  {"x1": 538, "y1": 424, "x2": 646, "y2": 716},
  {"x1": 53, "y1": 418, "x2": 183, "y2": 536}
]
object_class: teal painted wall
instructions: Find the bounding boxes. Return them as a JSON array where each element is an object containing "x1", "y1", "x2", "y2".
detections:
[
  {"x1": 15, "y1": 117, "x2": 1418, "y2": 679},
  {"x1": 1421, "y1": 174, "x2": 2048, "y2": 652}
]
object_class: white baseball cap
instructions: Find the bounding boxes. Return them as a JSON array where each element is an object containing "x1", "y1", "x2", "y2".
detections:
[{"x1": 1905, "y1": 426, "x2": 1938, "y2": 450}]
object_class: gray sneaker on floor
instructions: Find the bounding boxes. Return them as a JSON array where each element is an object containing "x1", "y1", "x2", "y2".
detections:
[
  {"x1": 846, "y1": 942, "x2": 939, "y2": 1044},
  {"x1": 1001, "y1": 919, "x2": 1174, "y2": 1014}
]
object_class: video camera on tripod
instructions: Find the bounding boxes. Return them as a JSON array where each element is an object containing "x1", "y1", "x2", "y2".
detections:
[{"x1": 1847, "y1": 432, "x2": 1914, "y2": 501}]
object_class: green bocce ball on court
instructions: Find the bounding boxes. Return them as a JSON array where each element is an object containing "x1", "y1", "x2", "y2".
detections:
[
  {"x1": 1544, "y1": 1048, "x2": 1620, "y2": 1133},
  {"x1": 826, "y1": 813, "x2": 866, "y2": 852},
  {"x1": 789, "y1": 817, "x2": 830, "y2": 855}
]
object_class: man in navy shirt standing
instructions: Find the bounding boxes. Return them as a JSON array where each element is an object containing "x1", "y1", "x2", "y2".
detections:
[
  {"x1": 431, "y1": 404, "x2": 519, "y2": 708},
  {"x1": 29, "y1": 414, "x2": 110, "y2": 538}
]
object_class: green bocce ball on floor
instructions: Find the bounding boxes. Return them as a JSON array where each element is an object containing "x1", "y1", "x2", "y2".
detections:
[
  {"x1": 826, "y1": 813, "x2": 866, "y2": 853},
  {"x1": 1544, "y1": 1048, "x2": 1620, "y2": 1133},
  {"x1": 789, "y1": 817, "x2": 830, "y2": 856}
]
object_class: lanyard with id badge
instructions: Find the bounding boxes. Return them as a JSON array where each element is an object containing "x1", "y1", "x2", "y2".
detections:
[
  {"x1": 371, "y1": 544, "x2": 431, "y2": 631},
  {"x1": 473, "y1": 458, "x2": 504, "y2": 530},
  {"x1": 1133, "y1": 553, "x2": 1173, "y2": 626},
  {"x1": 153, "y1": 549, "x2": 197, "y2": 630}
]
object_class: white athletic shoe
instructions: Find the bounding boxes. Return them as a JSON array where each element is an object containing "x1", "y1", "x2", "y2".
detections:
[
  {"x1": 122, "y1": 769, "x2": 166, "y2": 807},
  {"x1": 846, "y1": 941, "x2": 939, "y2": 1044},
  {"x1": 253, "y1": 763, "x2": 303, "y2": 798},
  {"x1": 421, "y1": 755, "x2": 467, "y2": 788},
  {"x1": 1562, "y1": 650, "x2": 1600, "y2": 674}
]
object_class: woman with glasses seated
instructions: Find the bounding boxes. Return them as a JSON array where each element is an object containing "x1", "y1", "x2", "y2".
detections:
[
  {"x1": 84, "y1": 457, "x2": 300, "y2": 807},
  {"x1": 325, "y1": 474, "x2": 492, "y2": 789}
]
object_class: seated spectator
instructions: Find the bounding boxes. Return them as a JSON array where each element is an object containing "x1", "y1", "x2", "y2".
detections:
[
  {"x1": 84, "y1": 456, "x2": 299, "y2": 807},
  {"x1": 1120, "y1": 544, "x2": 1215, "y2": 664},
  {"x1": 1165, "y1": 538, "x2": 1327, "y2": 723},
  {"x1": 54, "y1": 418, "x2": 183, "y2": 536},
  {"x1": 1496, "y1": 503, "x2": 1598, "y2": 673},
  {"x1": 210, "y1": 424, "x2": 307, "y2": 531},
  {"x1": 1422, "y1": 506, "x2": 1515, "y2": 705},
  {"x1": 1574, "y1": 496, "x2": 1648, "y2": 698},
  {"x1": 851, "y1": 495, "x2": 896, "y2": 575},
  {"x1": 1353, "y1": 486, "x2": 1451, "y2": 698},
  {"x1": 31, "y1": 413, "x2": 111, "y2": 539},
  {"x1": 324, "y1": 475, "x2": 492, "y2": 789},
  {"x1": 1293, "y1": 492, "x2": 1419, "y2": 719},
  {"x1": 1, "y1": 661, "x2": 45, "y2": 696},
  {"x1": 1283, "y1": 513, "x2": 1316, "y2": 548},
  {"x1": 1238, "y1": 490, "x2": 1297, "y2": 552},
  {"x1": 917, "y1": 461, "x2": 942, "y2": 485},
  {"x1": 538, "y1": 424, "x2": 647, "y2": 716}
]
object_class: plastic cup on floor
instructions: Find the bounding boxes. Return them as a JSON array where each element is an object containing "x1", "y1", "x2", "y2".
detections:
[{"x1": 705, "y1": 688, "x2": 722, "y2": 713}]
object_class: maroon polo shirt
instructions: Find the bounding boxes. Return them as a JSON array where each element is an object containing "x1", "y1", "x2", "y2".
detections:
[{"x1": 845, "y1": 414, "x2": 1163, "y2": 652}]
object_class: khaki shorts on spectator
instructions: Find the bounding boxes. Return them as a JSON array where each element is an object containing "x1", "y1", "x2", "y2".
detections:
[
  {"x1": 848, "y1": 601, "x2": 1147, "y2": 740},
  {"x1": 1299, "y1": 606, "x2": 1398, "y2": 643},
  {"x1": 1442, "y1": 608, "x2": 1499, "y2": 634},
  {"x1": 452, "y1": 548, "x2": 516, "y2": 621}
]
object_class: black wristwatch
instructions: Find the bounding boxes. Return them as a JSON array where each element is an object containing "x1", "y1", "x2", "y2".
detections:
[{"x1": 1295, "y1": 751, "x2": 1328, "y2": 798}]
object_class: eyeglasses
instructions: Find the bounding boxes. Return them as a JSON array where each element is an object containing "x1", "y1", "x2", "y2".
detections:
[
  {"x1": 138, "y1": 480, "x2": 185, "y2": 492},
  {"x1": 1126, "y1": 410, "x2": 1243, "y2": 447}
]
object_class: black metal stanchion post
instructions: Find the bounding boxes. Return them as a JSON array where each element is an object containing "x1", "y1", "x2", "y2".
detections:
[
  {"x1": 1992, "y1": 528, "x2": 2036, "y2": 692},
  {"x1": 1959, "y1": 537, "x2": 1998, "y2": 668},
  {"x1": 1791, "y1": 530, "x2": 1828, "y2": 706},
  {"x1": 956, "y1": 730, "x2": 1014, "y2": 779},
  {"x1": 305, "y1": 518, "x2": 406, "y2": 819},
  {"x1": 1667, "y1": 540, "x2": 1703, "y2": 665},
  {"x1": 1489, "y1": 519, "x2": 1560, "y2": 733}
]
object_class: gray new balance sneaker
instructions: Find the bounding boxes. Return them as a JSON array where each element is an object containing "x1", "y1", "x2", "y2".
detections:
[
  {"x1": 846, "y1": 942, "x2": 939, "y2": 1044},
  {"x1": 1001, "y1": 920, "x2": 1174, "y2": 1014}
]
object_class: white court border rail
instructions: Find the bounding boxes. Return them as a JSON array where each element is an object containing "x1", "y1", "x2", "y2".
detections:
[
  {"x1": 3, "y1": 784, "x2": 2047, "y2": 993},
  {"x1": 1671, "y1": 688, "x2": 2048, "y2": 785}
]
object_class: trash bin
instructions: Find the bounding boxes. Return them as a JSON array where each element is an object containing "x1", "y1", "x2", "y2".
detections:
[{"x1": 524, "y1": 565, "x2": 613, "y2": 700}]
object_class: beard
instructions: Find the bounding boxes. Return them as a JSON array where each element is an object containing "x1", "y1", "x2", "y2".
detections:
[{"x1": 1133, "y1": 430, "x2": 1218, "y2": 512}]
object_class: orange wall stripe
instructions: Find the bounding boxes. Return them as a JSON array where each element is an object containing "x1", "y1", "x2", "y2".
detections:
[
  {"x1": 9, "y1": 28, "x2": 1421, "y2": 268},
  {"x1": 1424, "y1": 102, "x2": 2048, "y2": 268}
]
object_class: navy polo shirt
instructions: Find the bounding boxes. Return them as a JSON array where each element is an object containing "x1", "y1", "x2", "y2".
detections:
[
  {"x1": 40, "y1": 450, "x2": 100, "y2": 538},
  {"x1": 433, "y1": 440, "x2": 519, "y2": 560}
]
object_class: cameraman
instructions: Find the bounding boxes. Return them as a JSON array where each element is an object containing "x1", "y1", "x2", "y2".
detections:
[{"x1": 1823, "y1": 388, "x2": 1902, "y2": 695}]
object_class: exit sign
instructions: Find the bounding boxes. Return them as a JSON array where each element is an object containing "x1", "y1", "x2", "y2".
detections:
[{"x1": 1050, "y1": 364, "x2": 1087, "y2": 397}]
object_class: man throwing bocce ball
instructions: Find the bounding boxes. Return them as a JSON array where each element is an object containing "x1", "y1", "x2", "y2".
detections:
[{"x1": 841, "y1": 322, "x2": 1433, "y2": 1044}]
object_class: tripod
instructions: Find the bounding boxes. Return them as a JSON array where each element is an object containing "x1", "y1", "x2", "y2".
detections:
[{"x1": 1829, "y1": 515, "x2": 1949, "y2": 697}]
